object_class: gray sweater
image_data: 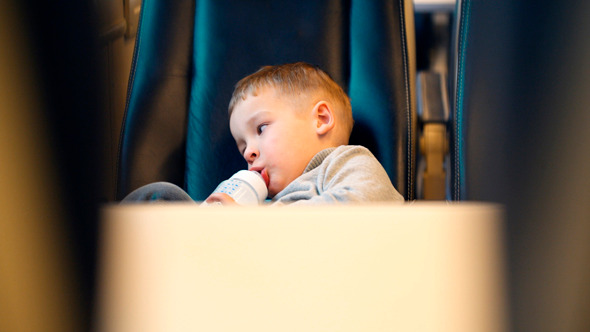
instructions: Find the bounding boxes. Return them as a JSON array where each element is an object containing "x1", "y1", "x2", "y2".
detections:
[{"x1": 271, "y1": 145, "x2": 404, "y2": 205}]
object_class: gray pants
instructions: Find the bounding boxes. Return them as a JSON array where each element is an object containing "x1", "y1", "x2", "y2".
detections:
[{"x1": 120, "y1": 182, "x2": 195, "y2": 203}]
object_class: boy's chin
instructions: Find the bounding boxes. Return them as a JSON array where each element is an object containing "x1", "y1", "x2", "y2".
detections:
[{"x1": 267, "y1": 186, "x2": 282, "y2": 199}]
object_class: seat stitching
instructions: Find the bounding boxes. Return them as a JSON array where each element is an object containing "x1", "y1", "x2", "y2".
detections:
[{"x1": 398, "y1": 0, "x2": 413, "y2": 199}]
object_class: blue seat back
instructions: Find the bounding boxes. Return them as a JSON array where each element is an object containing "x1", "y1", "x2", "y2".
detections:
[{"x1": 117, "y1": 0, "x2": 417, "y2": 200}]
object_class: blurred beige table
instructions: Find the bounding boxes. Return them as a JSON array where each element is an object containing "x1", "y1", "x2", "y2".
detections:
[{"x1": 97, "y1": 203, "x2": 506, "y2": 332}]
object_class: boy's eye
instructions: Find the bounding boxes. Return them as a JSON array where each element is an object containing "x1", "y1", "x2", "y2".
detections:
[{"x1": 257, "y1": 124, "x2": 267, "y2": 135}]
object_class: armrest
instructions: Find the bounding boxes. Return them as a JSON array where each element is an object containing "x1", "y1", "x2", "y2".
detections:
[{"x1": 417, "y1": 71, "x2": 450, "y2": 200}]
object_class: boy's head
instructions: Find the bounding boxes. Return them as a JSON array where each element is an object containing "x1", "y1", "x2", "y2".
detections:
[
  {"x1": 228, "y1": 62, "x2": 354, "y2": 197},
  {"x1": 229, "y1": 62, "x2": 353, "y2": 140}
]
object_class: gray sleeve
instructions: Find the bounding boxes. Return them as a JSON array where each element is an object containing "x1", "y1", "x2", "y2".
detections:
[{"x1": 275, "y1": 146, "x2": 404, "y2": 205}]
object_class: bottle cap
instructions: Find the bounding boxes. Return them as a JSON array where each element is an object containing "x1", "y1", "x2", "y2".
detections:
[{"x1": 231, "y1": 170, "x2": 268, "y2": 202}]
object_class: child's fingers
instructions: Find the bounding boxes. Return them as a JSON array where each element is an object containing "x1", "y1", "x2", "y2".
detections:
[{"x1": 205, "y1": 193, "x2": 238, "y2": 206}]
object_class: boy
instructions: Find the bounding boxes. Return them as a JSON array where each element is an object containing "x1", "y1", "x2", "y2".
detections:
[{"x1": 122, "y1": 62, "x2": 403, "y2": 204}]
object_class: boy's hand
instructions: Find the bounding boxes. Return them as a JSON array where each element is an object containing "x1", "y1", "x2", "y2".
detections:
[{"x1": 204, "y1": 193, "x2": 238, "y2": 206}]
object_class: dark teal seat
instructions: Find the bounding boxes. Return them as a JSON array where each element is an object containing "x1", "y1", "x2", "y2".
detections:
[
  {"x1": 117, "y1": 0, "x2": 417, "y2": 201},
  {"x1": 449, "y1": 0, "x2": 470, "y2": 200},
  {"x1": 445, "y1": 0, "x2": 590, "y2": 330}
]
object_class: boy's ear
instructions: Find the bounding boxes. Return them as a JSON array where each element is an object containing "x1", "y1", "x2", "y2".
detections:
[{"x1": 312, "y1": 101, "x2": 335, "y2": 136}]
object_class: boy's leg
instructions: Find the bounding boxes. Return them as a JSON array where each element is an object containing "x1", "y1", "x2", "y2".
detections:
[{"x1": 120, "y1": 182, "x2": 195, "y2": 203}]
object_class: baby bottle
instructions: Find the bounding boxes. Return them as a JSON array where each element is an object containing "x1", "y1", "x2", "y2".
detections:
[{"x1": 201, "y1": 170, "x2": 268, "y2": 206}]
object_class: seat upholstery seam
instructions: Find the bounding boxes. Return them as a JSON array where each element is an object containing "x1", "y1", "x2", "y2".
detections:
[
  {"x1": 115, "y1": 0, "x2": 145, "y2": 197},
  {"x1": 398, "y1": 0, "x2": 413, "y2": 199},
  {"x1": 454, "y1": 0, "x2": 470, "y2": 200}
]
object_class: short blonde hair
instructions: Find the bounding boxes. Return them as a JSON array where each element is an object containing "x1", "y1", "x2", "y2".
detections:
[{"x1": 228, "y1": 62, "x2": 354, "y2": 140}]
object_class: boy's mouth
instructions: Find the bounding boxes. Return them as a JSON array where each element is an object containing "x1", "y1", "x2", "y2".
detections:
[
  {"x1": 251, "y1": 167, "x2": 270, "y2": 188},
  {"x1": 260, "y1": 169, "x2": 270, "y2": 188}
]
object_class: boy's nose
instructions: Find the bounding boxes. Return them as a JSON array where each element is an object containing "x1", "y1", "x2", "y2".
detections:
[{"x1": 244, "y1": 147, "x2": 259, "y2": 164}]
